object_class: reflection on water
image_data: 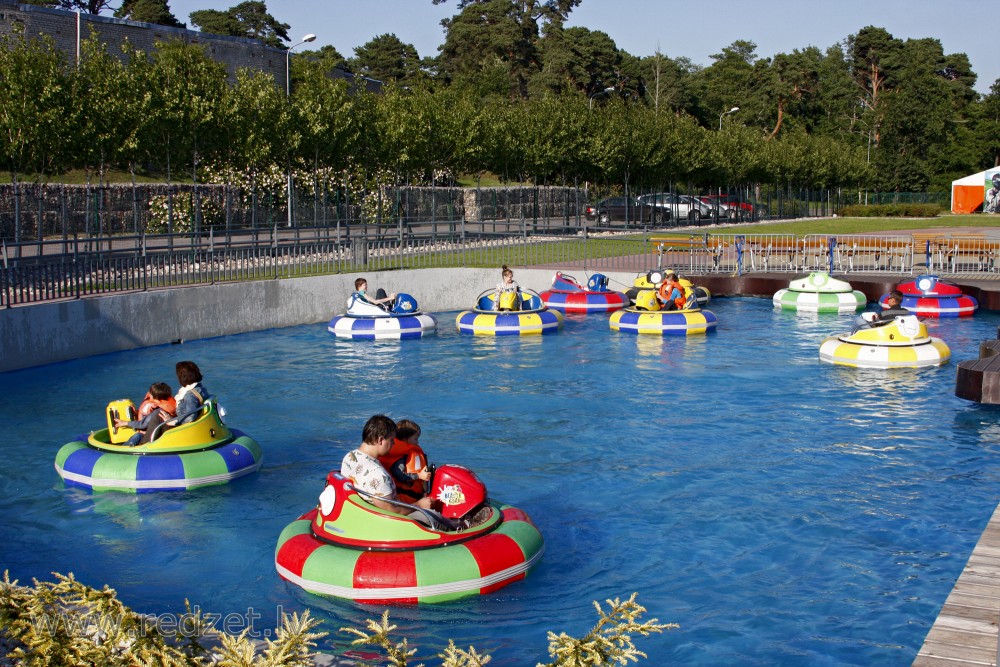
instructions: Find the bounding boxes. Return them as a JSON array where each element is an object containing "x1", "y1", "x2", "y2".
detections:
[{"x1": 3, "y1": 300, "x2": 1000, "y2": 665}]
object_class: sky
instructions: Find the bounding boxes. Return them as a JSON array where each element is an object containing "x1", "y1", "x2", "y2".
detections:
[{"x1": 166, "y1": 0, "x2": 1000, "y2": 94}]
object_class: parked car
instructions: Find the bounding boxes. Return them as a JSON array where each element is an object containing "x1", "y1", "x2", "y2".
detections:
[
  {"x1": 585, "y1": 196, "x2": 666, "y2": 224},
  {"x1": 700, "y1": 194, "x2": 763, "y2": 221},
  {"x1": 678, "y1": 194, "x2": 718, "y2": 221},
  {"x1": 636, "y1": 192, "x2": 711, "y2": 223}
]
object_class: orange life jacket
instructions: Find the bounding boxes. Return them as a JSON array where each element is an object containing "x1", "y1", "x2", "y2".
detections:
[
  {"x1": 138, "y1": 393, "x2": 178, "y2": 419},
  {"x1": 658, "y1": 281, "x2": 685, "y2": 309},
  {"x1": 378, "y1": 438, "x2": 429, "y2": 501}
]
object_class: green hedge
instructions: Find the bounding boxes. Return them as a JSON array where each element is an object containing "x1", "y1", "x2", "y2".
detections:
[{"x1": 835, "y1": 203, "x2": 943, "y2": 218}]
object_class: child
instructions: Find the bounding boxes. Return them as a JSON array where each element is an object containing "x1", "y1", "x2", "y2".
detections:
[
  {"x1": 657, "y1": 273, "x2": 685, "y2": 311},
  {"x1": 378, "y1": 419, "x2": 433, "y2": 503},
  {"x1": 495, "y1": 265, "x2": 521, "y2": 311},
  {"x1": 115, "y1": 382, "x2": 177, "y2": 446},
  {"x1": 351, "y1": 277, "x2": 395, "y2": 311}
]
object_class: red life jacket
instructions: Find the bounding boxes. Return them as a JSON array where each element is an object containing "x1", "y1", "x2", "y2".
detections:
[
  {"x1": 378, "y1": 438, "x2": 429, "y2": 501},
  {"x1": 138, "y1": 393, "x2": 177, "y2": 419}
]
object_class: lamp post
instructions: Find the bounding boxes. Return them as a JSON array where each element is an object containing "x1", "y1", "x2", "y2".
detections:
[
  {"x1": 719, "y1": 106, "x2": 740, "y2": 130},
  {"x1": 285, "y1": 33, "x2": 316, "y2": 226},
  {"x1": 589, "y1": 86, "x2": 615, "y2": 110}
]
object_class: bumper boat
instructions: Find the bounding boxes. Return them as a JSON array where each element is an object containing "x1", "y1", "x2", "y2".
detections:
[
  {"x1": 887, "y1": 275, "x2": 977, "y2": 318},
  {"x1": 539, "y1": 272, "x2": 629, "y2": 313},
  {"x1": 772, "y1": 272, "x2": 866, "y2": 313},
  {"x1": 275, "y1": 464, "x2": 544, "y2": 604},
  {"x1": 456, "y1": 290, "x2": 564, "y2": 335},
  {"x1": 819, "y1": 314, "x2": 950, "y2": 368},
  {"x1": 624, "y1": 270, "x2": 710, "y2": 307},
  {"x1": 55, "y1": 399, "x2": 262, "y2": 492},
  {"x1": 328, "y1": 293, "x2": 437, "y2": 339},
  {"x1": 610, "y1": 289, "x2": 718, "y2": 335}
]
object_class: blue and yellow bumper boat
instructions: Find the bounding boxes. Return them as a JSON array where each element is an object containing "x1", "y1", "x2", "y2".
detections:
[
  {"x1": 456, "y1": 290, "x2": 563, "y2": 336},
  {"x1": 55, "y1": 400, "x2": 262, "y2": 492},
  {"x1": 610, "y1": 289, "x2": 718, "y2": 335}
]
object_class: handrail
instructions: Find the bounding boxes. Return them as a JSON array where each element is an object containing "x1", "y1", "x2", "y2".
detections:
[
  {"x1": 147, "y1": 398, "x2": 215, "y2": 442},
  {"x1": 347, "y1": 483, "x2": 456, "y2": 531}
]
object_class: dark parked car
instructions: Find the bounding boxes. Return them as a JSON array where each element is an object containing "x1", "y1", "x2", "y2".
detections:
[{"x1": 585, "y1": 196, "x2": 667, "y2": 225}]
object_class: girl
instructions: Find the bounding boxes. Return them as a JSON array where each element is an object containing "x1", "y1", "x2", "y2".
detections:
[{"x1": 495, "y1": 265, "x2": 521, "y2": 311}]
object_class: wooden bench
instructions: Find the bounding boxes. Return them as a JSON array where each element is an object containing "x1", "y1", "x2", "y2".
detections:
[
  {"x1": 828, "y1": 236, "x2": 911, "y2": 273},
  {"x1": 742, "y1": 238, "x2": 802, "y2": 271},
  {"x1": 650, "y1": 235, "x2": 729, "y2": 272},
  {"x1": 937, "y1": 235, "x2": 1000, "y2": 273},
  {"x1": 910, "y1": 233, "x2": 948, "y2": 272}
]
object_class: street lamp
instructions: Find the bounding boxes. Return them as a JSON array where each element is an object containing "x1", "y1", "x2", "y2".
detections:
[
  {"x1": 719, "y1": 106, "x2": 740, "y2": 130},
  {"x1": 286, "y1": 33, "x2": 316, "y2": 96},
  {"x1": 589, "y1": 86, "x2": 614, "y2": 110},
  {"x1": 285, "y1": 33, "x2": 316, "y2": 226}
]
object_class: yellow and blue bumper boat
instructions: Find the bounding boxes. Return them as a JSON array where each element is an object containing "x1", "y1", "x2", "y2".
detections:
[
  {"x1": 610, "y1": 289, "x2": 718, "y2": 335},
  {"x1": 819, "y1": 314, "x2": 950, "y2": 368},
  {"x1": 55, "y1": 399, "x2": 262, "y2": 492},
  {"x1": 456, "y1": 290, "x2": 563, "y2": 336}
]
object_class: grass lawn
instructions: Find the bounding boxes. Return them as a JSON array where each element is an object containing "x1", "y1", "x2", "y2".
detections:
[{"x1": 710, "y1": 213, "x2": 1000, "y2": 236}]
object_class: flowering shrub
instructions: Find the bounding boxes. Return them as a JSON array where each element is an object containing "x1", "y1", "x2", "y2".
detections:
[{"x1": 146, "y1": 191, "x2": 224, "y2": 234}]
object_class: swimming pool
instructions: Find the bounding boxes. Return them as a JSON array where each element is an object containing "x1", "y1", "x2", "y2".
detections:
[{"x1": 3, "y1": 297, "x2": 1000, "y2": 665}]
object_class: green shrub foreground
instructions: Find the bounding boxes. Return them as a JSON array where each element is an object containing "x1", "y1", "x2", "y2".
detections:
[
  {"x1": 835, "y1": 203, "x2": 943, "y2": 218},
  {"x1": 0, "y1": 572, "x2": 675, "y2": 666}
]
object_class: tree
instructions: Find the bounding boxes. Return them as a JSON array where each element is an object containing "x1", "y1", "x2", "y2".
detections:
[
  {"x1": 760, "y1": 47, "x2": 823, "y2": 139},
  {"x1": 69, "y1": 34, "x2": 132, "y2": 183},
  {"x1": 189, "y1": 1, "x2": 290, "y2": 49},
  {"x1": 847, "y1": 26, "x2": 904, "y2": 154},
  {"x1": 432, "y1": 0, "x2": 582, "y2": 27},
  {"x1": 115, "y1": 0, "x2": 184, "y2": 28},
  {"x1": 217, "y1": 68, "x2": 291, "y2": 197},
  {"x1": 640, "y1": 51, "x2": 697, "y2": 115},
  {"x1": 531, "y1": 26, "x2": 622, "y2": 98},
  {"x1": 0, "y1": 28, "x2": 74, "y2": 241},
  {"x1": 689, "y1": 40, "x2": 759, "y2": 129},
  {"x1": 349, "y1": 34, "x2": 426, "y2": 88},
  {"x1": 0, "y1": 29, "x2": 74, "y2": 184},
  {"x1": 299, "y1": 45, "x2": 347, "y2": 73},
  {"x1": 291, "y1": 58, "x2": 357, "y2": 198},
  {"x1": 145, "y1": 40, "x2": 228, "y2": 183},
  {"x1": 437, "y1": 0, "x2": 540, "y2": 98}
]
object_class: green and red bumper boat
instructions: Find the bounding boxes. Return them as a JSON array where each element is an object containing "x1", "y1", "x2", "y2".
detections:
[{"x1": 274, "y1": 465, "x2": 544, "y2": 604}]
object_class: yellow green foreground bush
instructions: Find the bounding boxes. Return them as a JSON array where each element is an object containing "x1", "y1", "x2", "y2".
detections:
[{"x1": 0, "y1": 572, "x2": 675, "y2": 666}]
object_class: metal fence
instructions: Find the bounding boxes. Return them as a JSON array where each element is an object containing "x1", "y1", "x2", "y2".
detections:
[
  {"x1": 3, "y1": 183, "x2": 923, "y2": 244},
  {"x1": 3, "y1": 226, "x2": 998, "y2": 308}
]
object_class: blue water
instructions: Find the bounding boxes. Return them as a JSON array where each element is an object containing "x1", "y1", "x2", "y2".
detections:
[{"x1": 3, "y1": 298, "x2": 1000, "y2": 665}]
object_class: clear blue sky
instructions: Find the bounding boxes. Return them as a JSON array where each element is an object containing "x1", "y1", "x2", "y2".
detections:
[{"x1": 167, "y1": 0, "x2": 999, "y2": 94}]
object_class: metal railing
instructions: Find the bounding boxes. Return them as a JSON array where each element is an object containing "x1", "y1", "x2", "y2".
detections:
[{"x1": 3, "y1": 227, "x2": 996, "y2": 308}]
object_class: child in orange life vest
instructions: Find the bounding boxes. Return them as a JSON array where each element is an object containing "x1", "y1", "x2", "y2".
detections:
[
  {"x1": 657, "y1": 273, "x2": 686, "y2": 311},
  {"x1": 378, "y1": 419, "x2": 433, "y2": 503},
  {"x1": 116, "y1": 382, "x2": 177, "y2": 447}
]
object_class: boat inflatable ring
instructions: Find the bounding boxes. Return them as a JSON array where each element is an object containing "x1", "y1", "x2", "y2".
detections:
[{"x1": 609, "y1": 307, "x2": 718, "y2": 335}]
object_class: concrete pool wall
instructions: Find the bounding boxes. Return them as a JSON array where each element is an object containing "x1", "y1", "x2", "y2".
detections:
[{"x1": 2, "y1": 268, "x2": 997, "y2": 373}]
